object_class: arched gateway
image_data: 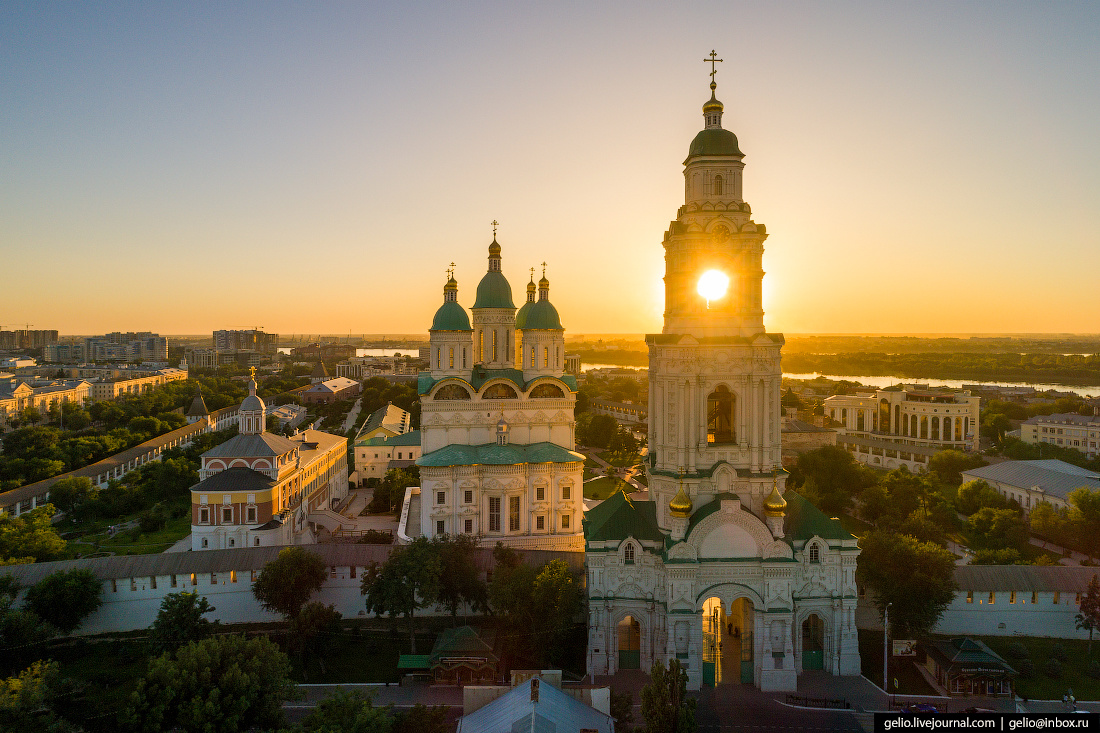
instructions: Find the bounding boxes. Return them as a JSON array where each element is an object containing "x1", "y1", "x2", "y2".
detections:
[{"x1": 583, "y1": 67, "x2": 861, "y2": 692}]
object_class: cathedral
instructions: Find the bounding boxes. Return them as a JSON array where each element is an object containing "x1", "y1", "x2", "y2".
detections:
[
  {"x1": 584, "y1": 64, "x2": 861, "y2": 691},
  {"x1": 413, "y1": 237, "x2": 585, "y2": 551}
]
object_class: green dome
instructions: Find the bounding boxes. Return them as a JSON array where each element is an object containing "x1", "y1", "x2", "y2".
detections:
[
  {"x1": 686, "y1": 128, "x2": 743, "y2": 160},
  {"x1": 473, "y1": 271, "x2": 515, "y2": 309},
  {"x1": 522, "y1": 299, "x2": 563, "y2": 330},
  {"x1": 430, "y1": 301, "x2": 472, "y2": 331},
  {"x1": 515, "y1": 301, "x2": 534, "y2": 329}
]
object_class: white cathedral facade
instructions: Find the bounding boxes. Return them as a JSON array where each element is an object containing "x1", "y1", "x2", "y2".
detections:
[
  {"x1": 584, "y1": 74, "x2": 861, "y2": 690},
  {"x1": 413, "y1": 243, "x2": 585, "y2": 551}
]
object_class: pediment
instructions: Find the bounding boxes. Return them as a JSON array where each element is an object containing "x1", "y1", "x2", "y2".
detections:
[
  {"x1": 667, "y1": 541, "x2": 698, "y2": 562},
  {"x1": 763, "y1": 540, "x2": 793, "y2": 560},
  {"x1": 687, "y1": 502, "x2": 773, "y2": 560}
]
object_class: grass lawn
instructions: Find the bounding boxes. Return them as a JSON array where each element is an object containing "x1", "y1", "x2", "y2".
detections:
[
  {"x1": 858, "y1": 629, "x2": 937, "y2": 695},
  {"x1": 974, "y1": 634, "x2": 1100, "y2": 700},
  {"x1": 69, "y1": 515, "x2": 192, "y2": 556},
  {"x1": 598, "y1": 450, "x2": 642, "y2": 468},
  {"x1": 584, "y1": 477, "x2": 625, "y2": 501},
  {"x1": 292, "y1": 628, "x2": 438, "y2": 683},
  {"x1": 633, "y1": 472, "x2": 648, "y2": 487}
]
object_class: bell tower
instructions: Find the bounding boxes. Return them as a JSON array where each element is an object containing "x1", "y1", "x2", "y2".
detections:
[{"x1": 646, "y1": 54, "x2": 786, "y2": 532}]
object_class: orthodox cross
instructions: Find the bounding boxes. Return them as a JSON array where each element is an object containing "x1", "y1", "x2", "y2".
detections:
[
  {"x1": 541, "y1": 261, "x2": 547, "y2": 277},
  {"x1": 448, "y1": 262, "x2": 455, "y2": 279},
  {"x1": 704, "y1": 50, "x2": 723, "y2": 82},
  {"x1": 249, "y1": 366, "x2": 256, "y2": 380},
  {"x1": 530, "y1": 266, "x2": 535, "y2": 281},
  {"x1": 491, "y1": 220, "x2": 498, "y2": 237}
]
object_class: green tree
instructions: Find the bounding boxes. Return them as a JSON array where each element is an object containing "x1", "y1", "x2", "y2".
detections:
[
  {"x1": 0, "y1": 661, "x2": 81, "y2": 733},
  {"x1": 927, "y1": 450, "x2": 988, "y2": 486},
  {"x1": 531, "y1": 560, "x2": 583, "y2": 665},
  {"x1": 640, "y1": 658, "x2": 696, "y2": 733},
  {"x1": 122, "y1": 634, "x2": 295, "y2": 733},
  {"x1": 856, "y1": 530, "x2": 957, "y2": 638},
  {"x1": 391, "y1": 704, "x2": 451, "y2": 733},
  {"x1": 299, "y1": 689, "x2": 392, "y2": 733},
  {"x1": 969, "y1": 548, "x2": 1023, "y2": 565},
  {"x1": 1069, "y1": 487, "x2": 1100, "y2": 559},
  {"x1": 148, "y1": 592, "x2": 217, "y2": 654},
  {"x1": 362, "y1": 536, "x2": 441, "y2": 654},
  {"x1": 1077, "y1": 574, "x2": 1100, "y2": 657},
  {"x1": 968, "y1": 508, "x2": 1028, "y2": 552},
  {"x1": 0, "y1": 506, "x2": 67, "y2": 563},
  {"x1": 611, "y1": 689, "x2": 636, "y2": 733},
  {"x1": 981, "y1": 413, "x2": 1011, "y2": 443},
  {"x1": 793, "y1": 445, "x2": 876, "y2": 514},
  {"x1": 288, "y1": 601, "x2": 343, "y2": 675},
  {"x1": 433, "y1": 533, "x2": 488, "y2": 621},
  {"x1": 0, "y1": 579, "x2": 53, "y2": 673},
  {"x1": 251, "y1": 547, "x2": 328, "y2": 620},
  {"x1": 47, "y1": 476, "x2": 97, "y2": 522},
  {"x1": 23, "y1": 568, "x2": 102, "y2": 635},
  {"x1": 955, "y1": 479, "x2": 1009, "y2": 516}
]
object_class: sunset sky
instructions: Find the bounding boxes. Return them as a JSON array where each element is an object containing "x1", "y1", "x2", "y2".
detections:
[{"x1": 2, "y1": 2, "x2": 1098, "y2": 337}]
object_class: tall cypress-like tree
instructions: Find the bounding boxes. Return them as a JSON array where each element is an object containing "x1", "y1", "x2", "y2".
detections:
[{"x1": 640, "y1": 659, "x2": 696, "y2": 733}]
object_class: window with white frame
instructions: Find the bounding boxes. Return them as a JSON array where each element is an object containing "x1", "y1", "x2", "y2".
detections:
[
  {"x1": 624, "y1": 543, "x2": 635, "y2": 564},
  {"x1": 489, "y1": 497, "x2": 501, "y2": 532}
]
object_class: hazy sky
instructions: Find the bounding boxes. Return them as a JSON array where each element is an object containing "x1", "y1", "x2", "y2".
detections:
[{"x1": 3, "y1": 2, "x2": 1098, "y2": 337}]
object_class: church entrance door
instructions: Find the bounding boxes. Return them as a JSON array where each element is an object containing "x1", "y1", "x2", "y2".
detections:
[
  {"x1": 702, "y1": 596, "x2": 753, "y2": 686},
  {"x1": 802, "y1": 614, "x2": 824, "y2": 671},
  {"x1": 617, "y1": 616, "x2": 641, "y2": 670}
]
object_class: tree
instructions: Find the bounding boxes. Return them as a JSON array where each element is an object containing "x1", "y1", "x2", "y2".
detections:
[
  {"x1": 955, "y1": 479, "x2": 1009, "y2": 516},
  {"x1": 928, "y1": 450, "x2": 988, "y2": 486},
  {"x1": 122, "y1": 634, "x2": 295, "y2": 733},
  {"x1": 793, "y1": 445, "x2": 876, "y2": 514},
  {"x1": 362, "y1": 536, "x2": 441, "y2": 654},
  {"x1": 856, "y1": 530, "x2": 957, "y2": 638},
  {"x1": 251, "y1": 546, "x2": 328, "y2": 619},
  {"x1": 611, "y1": 689, "x2": 636, "y2": 733},
  {"x1": 433, "y1": 534, "x2": 488, "y2": 621},
  {"x1": 148, "y1": 592, "x2": 217, "y2": 654},
  {"x1": 968, "y1": 507, "x2": 1028, "y2": 552},
  {"x1": 288, "y1": 601, "x2": 343, "y2": 675},
  {"x1": 0, "y1": 661, "x2": 81, "y2": 733},
  {"x1": 640, "y1": 658, "x2": 696, "y2": 733},
  {"x1": 1069, "y1": 487, "x2": 1100, "y2": 559},
  {"x1": 1077, "y1": 574, "x2": 1100, "y2": 656},
  {"x1": 0, "y1": 505, "x2": 67, "y2": 562},
  {"x1": 47, "y1": 476, "x2": 97, "y2": 521},
  {"x1": 391, "y1": 704, "x2": 451, "y2": 733},
  {"x1": 531, "y1": 560, "x2": 583, "y2": 665},
  {"x1": 23, "y1": 568, "x2": 102, "y2": 635},
  {"x1": 299, "y1": 689, "x2": 392, "y2": 733}
]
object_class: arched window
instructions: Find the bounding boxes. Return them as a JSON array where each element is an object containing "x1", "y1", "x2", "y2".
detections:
[
  {"x1": 920, "y1": 416, "x2": 928, "y2": 439},
  {"x1": 808, "y1": 543, "x2": 820, "y2": 563},
  {"x1": 543, "y1": 346, "x2": 549, "y2": 368},
  {"x1": 492, "y1": 330, "x2": 498, "y2": 362},
  {"x1": 706, "y1": 385, "x2": 736, "y2": 444},
  {"x1": 713, "y1": 174, "x2": 723, "y2": 196},
  {"x1": 434, "y1": 384, "x2": 472, "y2": 400},
  {"x1": 624, "y1": 543, "x2": 635, "y2": 564},
  {"x1": 530, "y1": 346, "x2": 535, "y2": 368},
  {"x1": 448, "y1": 347, "x2": 454, "y2": 368},
  {"x1": 482, "y1": 383, "x2": 518, "y2": 400},
  {"x1": 530, "y1": 383, "x2": 564, "y2": 398},
  {"x1": 435, "y1": 348, "x2": 441, "y2": 369}
]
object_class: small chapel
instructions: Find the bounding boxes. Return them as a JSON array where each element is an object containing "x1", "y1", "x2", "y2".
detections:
[
  {"x1": 584, "y1": 59, "x2": 861, "y2": 691},
  {"x1": 411, "y1": 233, "x2": 586, "y2": 551}
]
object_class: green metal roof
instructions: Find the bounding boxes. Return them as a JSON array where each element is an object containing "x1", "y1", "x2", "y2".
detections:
[
  {"x1": 783, "y1": 491, "x2": 851, "y2": 542},
  {"x1": 430, "y1": 301, "x2": 472, "y2": 331},
  {"x1": 685, "y1": 128, "x2": 743, "y2": 161},
  {"x1": 357, "y1": 430, "x2": 421, "y2": 448},
  {"x1": 472, "y1": 271, "x2": 515, "y2": 309},
  {"x1": 417, "y1": 441, "x2": 584, "y2": 467},
  {"x1": 514, "y1": 301, "x2": 534, "y2": 329},
  {"x1": 583, "y1": 490, "x2": 666, "y2": 543},
  {"x1": 397, "y1": 654, "x2": 431, "y2": 670},
  {"x1": 522, "y1": 300, "x2": 563, "y2": 330}
]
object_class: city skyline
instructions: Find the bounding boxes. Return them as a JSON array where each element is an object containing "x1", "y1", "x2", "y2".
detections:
[{"x1": 3, "y1": 2, "x2": 1098, "y2": 335}]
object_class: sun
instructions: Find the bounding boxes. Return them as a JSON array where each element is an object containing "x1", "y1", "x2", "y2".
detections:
[{"x1": 697, "y1": 269, "x2": 730, "y2": 303}]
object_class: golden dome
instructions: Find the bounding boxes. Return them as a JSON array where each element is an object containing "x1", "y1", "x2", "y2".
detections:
[
  {"x1": 488, "y1": 238, "x2": 501, "y2": 256},
  {"x1": 669, "y1": 484, "x2": 693, "y2": 519},
  {"x1": 763, "y1": 484, "x2": 787, "y2": 517}
]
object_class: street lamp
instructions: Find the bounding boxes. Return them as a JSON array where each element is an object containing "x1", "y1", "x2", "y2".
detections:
[{"x1": 883, "y1": 602, "x2": 892, "y2": 695}]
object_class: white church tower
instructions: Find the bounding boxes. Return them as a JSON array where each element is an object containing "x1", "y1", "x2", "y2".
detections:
[{"x1": 584, "y1": 56, "x2": 860, "y2": 692}]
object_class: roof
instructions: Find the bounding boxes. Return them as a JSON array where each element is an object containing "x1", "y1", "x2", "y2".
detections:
[
  {"x1": 456, "y1": 677, "x2": 614, "y2": 733},
  {"x1": 203, "y1": 431, "x2": 299, "y2": 459},
  {"x1": 311, "y1": 361, "x2": 329, "y2": 378},
  {"x1": 472, "y1": 270, "x2": 515, "y2": 309},
  {"x1": 685, "y1": 127, "x2": 743, "y2": 161},
  {"x1": 514, "y1": 300, "x2": 534, "y2": 330},
  {"x1": 361, "y1": 430, "x2": 422, "y2": 447},
  {"x1": 960, "y1": 460, "x2": 1100, "y2": 502},
  {"x1": 782, "y1": 419, "x2": 832, "y2": 434},
  {"x1": 522, "y1": 299, "x2": 563, "y2": 330},
  {"x1": 430, "y1": 300, "x2": 473, "y2": 331},
  {"x1": 837, "y1": 433, "x2": 939, "y2": 457},
  {"x1": 782, "y1": 491, "x2": 852, "y2": 542},
  {"x1": 924, "y1": 638, "x2": 1016, "y2": 677},
  {"x1": 186, "y1": 389, "x2": 209, "y2": 417},
  {"x1": 954, "y1": 565, "x2": 1100, "y2": 592},
  {"x1": 0, "y1": 543, "x2": 584, "y2": 588},
  {"x1": 397, "y1": 655, "x2": 431, "y2": 670},
  {"x1": 1023, "y1": 413, "x2": 1099, "y2": 426},
  {"x1": 361, "y1": 402, "x2": 411, "y2": 436},
  {"x1": 305, "y1": 377, "x2": 359, "y2": 394},
  {"x1": 191, "y1": 466, "x2": 276, "y2": 494},
  {"x1": 430, "y1": 625, "x2": 498, "y2": 665},
  {"x1": 583, "y1": 490, "x2": 665, "y2": 543},
  {"x1": 417, "y1": 442, "x2": 583, "y2": 468}
]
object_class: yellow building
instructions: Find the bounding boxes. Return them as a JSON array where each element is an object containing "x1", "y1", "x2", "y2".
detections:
[{"x1": 190, "y1": 371, "x2": 347, "y2": 550}]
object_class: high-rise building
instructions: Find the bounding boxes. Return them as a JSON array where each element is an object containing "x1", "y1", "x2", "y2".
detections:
[{"x1": 213, "y1": 329, "x2": 279, "y2": 353}]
